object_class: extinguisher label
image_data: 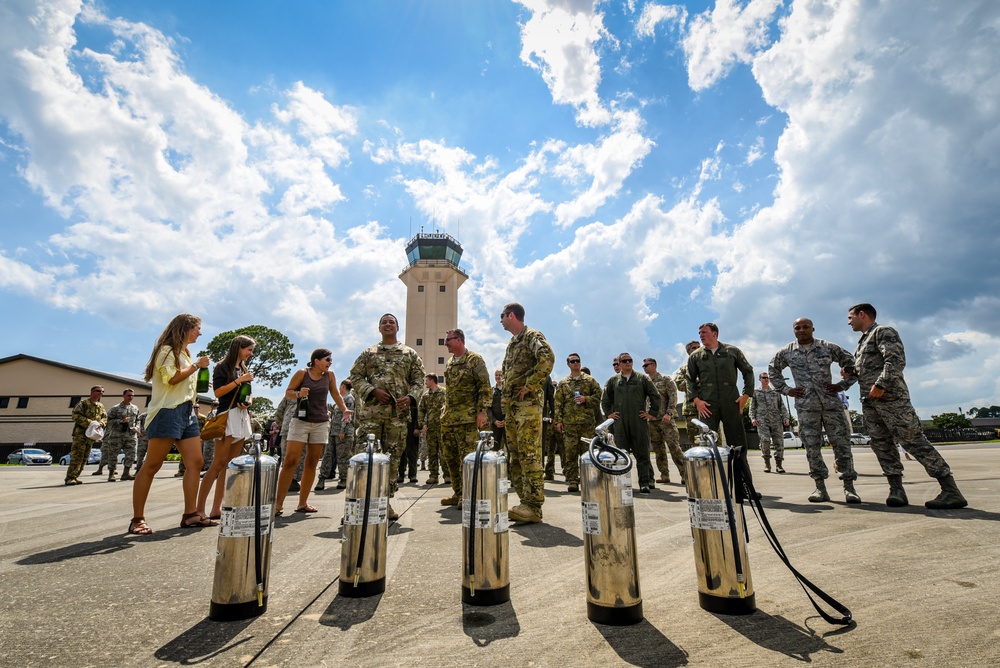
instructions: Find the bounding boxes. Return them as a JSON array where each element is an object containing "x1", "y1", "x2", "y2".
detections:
[
  {"x1": 219, "y1": 504, "x2": 273, "y2": 538},
  {"x1": 581, "y1": 502, "x2": 601, "y2": 535},
  {"x1": 462, "y1": 499, "x2": 493, "y2": 529},
  {"x1": 344, "y1": 497, "x2": 389, "y2": 525},
  {"x1": 494, "y1": 512, "x2": 509, "y2": 533},
  {"x1": 620, "y1": 486, "x2": 634, "y2": 506},
  {"x1": 613, "y1": 473, "x2": 632, "y2": 487},
  {"x1": 688, "y1": 498, "x2": 730, "y2": 530},
  {"x1": 498, "y1": 478, "x2": 510, "y2": 495}
]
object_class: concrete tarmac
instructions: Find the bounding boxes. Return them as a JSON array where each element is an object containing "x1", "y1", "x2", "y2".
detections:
[{"x1": 1, "y1": 443, "x2": 998, "y2": 667}]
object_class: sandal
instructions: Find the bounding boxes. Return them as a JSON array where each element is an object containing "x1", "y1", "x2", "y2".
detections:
[
  {"x1": 295, "y1": 504, "x2": 318, "y2": 513},
  {"x1": 180, "y1": 512, "x2": 218, "y2": 528},
  {"x1": 275, "y1": 509, "x2": 283, "y2": 517},
  {"x1": 128, "y1": 517, "x2": 153, "y2": 535}
]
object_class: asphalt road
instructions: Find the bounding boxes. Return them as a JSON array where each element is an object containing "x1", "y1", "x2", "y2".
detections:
[{"x1": 1, "y1": 444, "x2": 998, "y2": 667}]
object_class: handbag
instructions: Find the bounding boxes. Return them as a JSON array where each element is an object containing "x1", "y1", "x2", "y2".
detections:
[{"x1": 201, "y1": 410, "x2": 229, "y2": 440}]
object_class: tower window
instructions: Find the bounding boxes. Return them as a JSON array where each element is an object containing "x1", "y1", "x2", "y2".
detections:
[
  {"x1": 416, "y1": 338, "x2": 423, "y2": 346},
  {"x1": 16, "y1": 397, "x2": 29, "y2": 409},
  {"x1": 418, "y1": 285, "x2": 425, "y2": 292},
  {"x1": 438, "y1": 338, "x2": 445, "y2": 346},
  {"x1": 438, "y1": 357, "x2": 445, "y2": 365},
  {"x1": 439, "y1": 285, "x2": 446, "y2": 292},
  {"x1": 0, "y1": 397, "x2": 9, "y2": 409}
]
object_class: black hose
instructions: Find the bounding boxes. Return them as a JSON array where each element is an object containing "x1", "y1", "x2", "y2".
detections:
[
  {"x1": 588, "y1": 427, "x2": 633, "y2": 476},
  {"x1": 253, "y1": 439, "x2": 264, "y2": 606},
  {"x1": 466, "y1": 434, "x2": 489, "y2": 585},
  {"x1": 354, "y1": 435, "x2": 376, "y2": 582}
]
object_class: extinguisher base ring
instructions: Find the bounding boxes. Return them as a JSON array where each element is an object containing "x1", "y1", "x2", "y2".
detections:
[
  {"x1": 338, "y1": 576, "x2": 386, "y2": 598},
  {"x1": 586, "y1": 600, "x2": 643, "y2": 626},
  {"x1": 461, "y1": 584, "x2": 510, "y2": 606},
  {"x1": 698, "y1": 591, "x2": 756, "y2": 615},
  {"x1": 209, "y1": 596, "x2": 268, "y2": 622}
]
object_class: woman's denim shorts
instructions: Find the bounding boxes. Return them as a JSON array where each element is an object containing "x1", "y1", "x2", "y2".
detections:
[{"x1": 146, "y1": 402, "x2": 200, "y2": 440}]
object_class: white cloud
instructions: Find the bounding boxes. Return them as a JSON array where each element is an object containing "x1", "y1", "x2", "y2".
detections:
[
  {"x1": 516, "y1": 0, "x2": 612, "y2": 126},
  {"x1": 707, "y1": 0, "x2": 1000, "y2": 416},
  {"x1": 682, "y1": 0, "x2": 782, "y2": 91},
  {"x1": 0, "y1": 0, "x2": 406, "y2": 350},
  {"x1": 635, "y1": 2, "x2": 685, "y2": 39}
]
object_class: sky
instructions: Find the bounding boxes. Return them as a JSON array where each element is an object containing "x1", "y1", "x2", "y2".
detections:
[{"x1": 1, "y1": 0, "x2": 998, "y2": 419}]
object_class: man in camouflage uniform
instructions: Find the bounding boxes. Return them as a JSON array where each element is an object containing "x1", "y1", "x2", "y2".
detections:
[
  {"x1": 602, "y1": 353, "x2": 661, "y2": 493},
  {"x1": 317, "y1": 380, "x2": 355, "y2": 491},
  {"x1": 769, "y1": 318, "x2": 860, "y2": 503},
  {"x1": 201, "y1": 401, "x2": 219, "y2": 472},
  {"x1": 542, "y1": 376, "x2": 559, "y2": 480},
  {"x1": 674, "y1": 341, "x2": 702, "y2": 447},
  {"x1": 66, "y1": 386, "x2": 107, "y2": 485},
  {"x1": 487, "y1": 369, "x2": 506, "y2": 452},
  {"x1": 643, "y1": 358, "x2": 685, "y2": 486},
  {"x1": 848, "y1": 303, "x2": 967, "y2": 509},
  {"x1": 687, "y1": 324, "x2": 756, "y2": 501},
  {"x1": 350, "y1": 313, "x2": 426, "y2": 520},
  {"x1": 554, "y1": 353, "x2": 602, "y2": 492},
  {"x1": 272, "y1": 397, "x2": 302, "y2": 490},
  {"x1": 500, "y1": 302, "x2": 554, "y2": 523},
  {"x1": 439, "y1": 329, "x2": 492, "y2": 506},
  {"x1": 418, "y1": 374, "x2": 446, "y2": 485},
  {"x1": 748, "y1": 372, "x2": 790, "y2": 474},
  {"x1": 135, "y1": 412, "x2": 149, "y2": 471},
  {"x1": 103, "y1": 389, "x2": 140, "y2": 482}
]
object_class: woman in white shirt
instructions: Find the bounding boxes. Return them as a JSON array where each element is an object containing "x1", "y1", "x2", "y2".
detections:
[{"x1": 129, "y1": 313, "x2": 216, "y2": 535}]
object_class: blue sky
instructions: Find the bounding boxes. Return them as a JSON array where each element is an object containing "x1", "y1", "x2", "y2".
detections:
[{"x1": 1, "y1": 0, "x2": 998, "y2": 418}]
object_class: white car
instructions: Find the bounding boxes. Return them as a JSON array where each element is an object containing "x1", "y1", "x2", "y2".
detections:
[
  {"x1": 783, "y1": 431, "x2": 802, "y2": 448},
  {"x1": 850, "y1": 433, "x2": 872, "y2": 446}
]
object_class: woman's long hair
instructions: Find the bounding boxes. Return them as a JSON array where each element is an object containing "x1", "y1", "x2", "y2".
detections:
[
  {"x1": 221, "y1": 335, "x2": 256, "y2": 382},
  {"x1": 144, "y1": 313, "x2": 201, "y2": 381}
]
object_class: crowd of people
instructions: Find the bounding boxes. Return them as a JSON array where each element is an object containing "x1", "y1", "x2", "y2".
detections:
[{"x1": 63, "y1": 301, "x2": 969, "y2": 535}]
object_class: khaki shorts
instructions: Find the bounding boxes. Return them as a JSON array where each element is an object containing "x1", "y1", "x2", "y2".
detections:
[{"x1": 287, "y1": 418, "x2": 330, "y2": 444}]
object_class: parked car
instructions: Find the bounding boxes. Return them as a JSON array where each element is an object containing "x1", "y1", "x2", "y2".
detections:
[
  {"x1": 59, "y1": 448, "x2": 102, "y2": 466},
  {"x1": 850, "y1": 433, "x2": 872, "y2": 446},
  {"x1": 7, "y1": 448, "x2": 53, "y2": 465},
  {"x1": 783, "y1": 431, "x2": 802, "y2": 448}
]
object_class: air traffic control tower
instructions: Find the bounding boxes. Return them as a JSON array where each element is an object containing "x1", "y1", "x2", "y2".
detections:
[{"x1": 399, "y1": 232, "x2": 468, "y2": 380}]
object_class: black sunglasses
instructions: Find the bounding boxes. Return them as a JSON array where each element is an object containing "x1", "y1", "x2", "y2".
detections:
[{"x1": 619, "y1": 358, "x2": 634, "y2": 364}]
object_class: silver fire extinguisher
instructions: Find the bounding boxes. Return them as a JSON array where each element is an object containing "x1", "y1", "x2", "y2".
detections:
[
  {"x1": 684, "y1": 419, "x2": 755, "y2": 615},
  {"x1": 579, "y1": 418, "x2": 643, "y2": 625},
  {"x1": 209, "y1": 440, "x2": 278, "y2": 621},
  {"x1": 339, "y1": 433, "x2": 391, "y2": 597},
  {"x1": 462, "y1": 430, "x2": 510, "y2": 605}
]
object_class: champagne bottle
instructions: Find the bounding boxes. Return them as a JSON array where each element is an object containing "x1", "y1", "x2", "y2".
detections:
[
  {"x1": 236, "y1": 382, "x2": 251, "y2": 406},
  {"x1": 297, "y1": 396, "x2": 308, "y2": 419},
  {"x1": 196, "y1": 367, "x2": 210, "y2": 393}
]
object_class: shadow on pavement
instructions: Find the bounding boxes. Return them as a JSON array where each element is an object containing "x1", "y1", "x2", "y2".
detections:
[
  {"x1": 713, "y1": 609, "x2": 849, "y2": 662},
  {"x1": 512, "y1": 521, "x2": 584, "y2": 548},
  {"x1": 319, "y1": 592, "x2": 382, "y2": 630},
  {"x1": 462, "y1": 599, "x2": 520, "y2": 647},
  {"x1": 594, "y1": 617, "x2": 689, "y2": 667},
  {"x1": 154, "y1": 617, "x2": 255, "y2": 665}
]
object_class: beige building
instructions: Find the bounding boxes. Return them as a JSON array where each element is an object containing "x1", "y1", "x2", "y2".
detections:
[
  {"x1": 398, "y1": 233, "x2": 468, "y2": 380},
  {"x1": 0, "y1": 354, "x2": 211, "y2": 453}
]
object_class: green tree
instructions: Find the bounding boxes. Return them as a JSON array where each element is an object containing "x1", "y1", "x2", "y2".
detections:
[
  {"x1": 849, "y1": 410, "x2": 864, "y2": 430},
  {"x1": 931, "y1": 412, "x2": 973, "y2": 429},
  {"x1": 199, "y1": 325, "x2": 298, "y2": 388},
  {"x1": 251, "y1": 396, "x2": 275, "y2": 416},
  {"x1": 967, "y1": 405, "x2": 1000, "y2": 418}
]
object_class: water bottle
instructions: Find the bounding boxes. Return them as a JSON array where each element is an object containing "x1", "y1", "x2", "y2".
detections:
[{"x1": 196, "y1": 367, "x2": 210, "y2": 393}]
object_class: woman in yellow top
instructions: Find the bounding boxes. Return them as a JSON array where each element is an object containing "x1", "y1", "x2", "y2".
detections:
[{"x1": 129, "y1": 313, "x2": 216, "y2": 535}]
